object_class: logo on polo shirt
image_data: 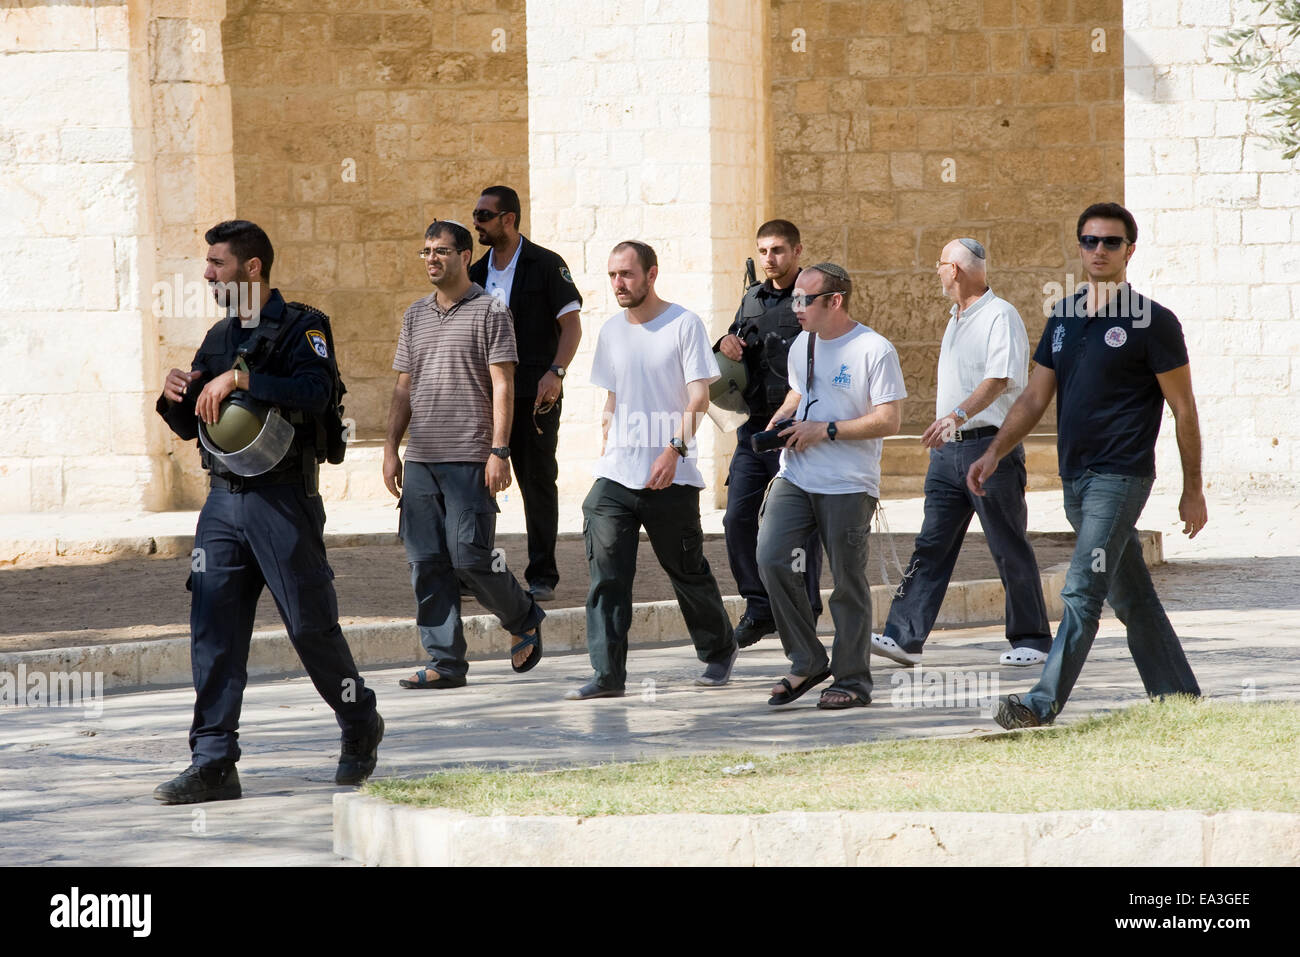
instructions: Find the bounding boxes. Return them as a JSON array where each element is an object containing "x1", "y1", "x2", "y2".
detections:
[
  {"x1": 1104, "y1": 326, "x2": 1128, "y2": 348},
  {"x1": 1051, "y1": 324, "x2": 1065, "y2": 354},
  {"x1": 832, "y1": 363, "x2": 852, "y2": 388}
]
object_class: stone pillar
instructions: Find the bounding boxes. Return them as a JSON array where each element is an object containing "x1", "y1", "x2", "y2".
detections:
[
  {"x1": 0, "y1": 1, "x2": 156, "y2": 510},
  {"x1": 526, "y1": 0, "x2": 769, "y2": 507},
  {"x1": 0, "y1": 0, "x2": 235, "y2": 513},
  {"x1": 1125, "y1": 0, "x2": 1299, "y2": 493},
  {"x1": 150, "y1": 0, "x2": 237, "y2": 508}
]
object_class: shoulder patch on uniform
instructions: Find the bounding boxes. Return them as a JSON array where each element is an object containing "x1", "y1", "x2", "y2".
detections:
[
  {"x1": 560, "y1": 266, "x2": 573, "y2": 284},
  {"x1": 305, "y1": 329, "x2": 329, "y2": 358}
]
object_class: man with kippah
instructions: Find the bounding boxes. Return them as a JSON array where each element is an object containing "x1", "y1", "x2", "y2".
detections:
[
  {"x1": 871, "y1": 237, "x2": 1052, "y2": 669},
  {"x1": 756, "y1": 262, "x2": 906, "y2": 710}
]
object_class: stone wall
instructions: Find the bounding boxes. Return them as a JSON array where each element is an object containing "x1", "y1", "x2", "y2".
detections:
[
  {"x1": 768, "y1": 0, "x2": 1125, "y2": 424},
  {"x1": 221, "y1": 0, "x2": 529, "y2": 453},
  {"x1": 526, "y1": 0, "x2": 769, "y2": 507},
  {"x1": 1125, "y1": 0, "x2": 1299, "y2": 494},
  {"x1": 0, "y1": 0, "x2": 169, "y2": 511}
]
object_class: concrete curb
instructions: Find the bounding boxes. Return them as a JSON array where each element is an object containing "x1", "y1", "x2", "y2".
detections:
[
  {"x1": 0, "y1": 532, "x2": 1161, "y2": 693},
  {"x1": 332, "y1": 797, "x2": 1300, "y2": 866}
]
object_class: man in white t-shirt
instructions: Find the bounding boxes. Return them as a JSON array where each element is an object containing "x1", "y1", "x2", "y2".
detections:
[
  {"x1": 871, "y1": 238, "x2": 1051, "y2": 669},
  {"x1": 567, "y1": 241, "x2": 738, "y2": 700},
  {"x1": 756, "y1": 262, "x2": 906, "y2": 710}
]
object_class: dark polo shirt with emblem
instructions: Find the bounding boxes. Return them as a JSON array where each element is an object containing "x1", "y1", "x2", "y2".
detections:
[{"x1": 1033, "y1": 283, "x2": 1189, "y2": 479}]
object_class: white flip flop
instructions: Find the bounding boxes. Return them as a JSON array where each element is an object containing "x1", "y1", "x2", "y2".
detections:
[{"x1": 1000, "y1": 647, "x2": 1049, "y2": 667}]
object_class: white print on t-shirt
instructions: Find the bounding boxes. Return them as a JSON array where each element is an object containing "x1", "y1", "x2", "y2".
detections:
[{"x1": 1052, "y1": 324, "x2": 1066, "y2": 353}]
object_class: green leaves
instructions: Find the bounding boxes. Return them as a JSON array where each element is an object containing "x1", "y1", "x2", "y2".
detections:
[{"x1": 1215, "y1": 0, "x2": 1300, "y2": 159}]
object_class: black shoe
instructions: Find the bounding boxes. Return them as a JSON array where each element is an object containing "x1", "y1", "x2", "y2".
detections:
[
  {"x1": 994, "y1": 694, "x2": 1045, "y2": 730},
  {"x1": 734, "y1": 616, "x2": 777, "y2": 648},
  {"x1": 564, "y1": 680, "x2": 625, "y2": 701},
  {"x1": 153, "y1": 764, "x2": 241, "y2": 805},
  {"x1": 336, "y1": 714, "x2": 384, "y2": 786}
]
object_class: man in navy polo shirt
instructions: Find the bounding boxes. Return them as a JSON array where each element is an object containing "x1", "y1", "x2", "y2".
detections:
[{"x1": 967, "y1": 202, "x2": 1206, "y2": 728}]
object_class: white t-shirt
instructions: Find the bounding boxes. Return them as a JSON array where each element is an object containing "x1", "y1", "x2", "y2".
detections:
[
  {"x1": 589, "y1": 303, "x2": 720, "y2": 489},
  {"x1": 934, "y1": 288, "x2": 1029, "y2": 429},
  {"x1": 777, "y1": 323, "x2": 907, "y2": 496},
  {"x1": 484, "y1": 238, "x2": 523, "y2": 307}
]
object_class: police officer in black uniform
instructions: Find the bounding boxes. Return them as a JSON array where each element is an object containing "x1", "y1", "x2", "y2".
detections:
[
  {"x1": 719, "y1": 220, "x2": 824, "y2": 647},
  {"x1": 153, "y1": 220, "x2": 382, "y2": 804}
]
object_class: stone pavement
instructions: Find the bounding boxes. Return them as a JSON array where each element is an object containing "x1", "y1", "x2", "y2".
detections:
[{"x1": 1, "y1": 491, "x2": 1296, "y2": 865}]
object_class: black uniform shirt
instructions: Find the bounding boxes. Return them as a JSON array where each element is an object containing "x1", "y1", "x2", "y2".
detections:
[
  {"x1": 156, "y1": 289, "x2": 333, "y2": 447},
  {"x1": 469, "y1": 236, "x2": 582, "y2": 398},
  {"x1": 726, "y1": 279, "x2": 802, "y2": 423},
  {"x1": 1033, "y1": 284, "x2": 1188, "y2": 480}
]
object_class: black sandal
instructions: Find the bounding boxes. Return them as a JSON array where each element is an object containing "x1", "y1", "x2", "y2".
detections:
[{"x1": 767, "y1": 668, "x2": 831, "y2": 706}]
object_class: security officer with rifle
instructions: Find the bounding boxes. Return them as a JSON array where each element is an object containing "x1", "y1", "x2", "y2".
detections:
[
  {"x1": 153, "y1": 220, "x2": 382, "y2": 804},
  {"x1": 715, "y1": 219, "x2": 823, "y2": 648}
]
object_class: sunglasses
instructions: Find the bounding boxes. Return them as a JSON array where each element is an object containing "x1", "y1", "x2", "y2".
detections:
[
  {"x1": 472, "y1": 209, "x2": 506, "y2": 223},
  {"x1": 1079, "y1": 235, "x2": 1129, "y2": 251},
  {"x1": 791, "y1": 290, "x2": 840, "y2": 310},
  {"x1": 532, "y1": 398, "x2": 556, "y2": 434}
]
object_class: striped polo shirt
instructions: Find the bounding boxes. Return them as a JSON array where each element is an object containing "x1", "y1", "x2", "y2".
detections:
[{"x1": 393, "y1": 283, "x2": 518, "y2": 463}]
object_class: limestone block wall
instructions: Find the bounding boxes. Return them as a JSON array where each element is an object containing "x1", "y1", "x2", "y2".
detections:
[
  {"x1": 1125, "y1": 0, "x2": 1299, "y2": 494},
  {"x1": 221, "y1": 0, "x2": 529, "y2": 466},
  {"x1": 0, "y1": 0, "x2": 167, "y2": 511},
  {"x1": 151, "y1": 0, "x2": 239, "y2": 508},
  {"x1": 526, "y1": 0, "x2": 769, "y2": 507},
  {"x1": 768, "y1": 0, "x2": 1125, "y2": 424}
]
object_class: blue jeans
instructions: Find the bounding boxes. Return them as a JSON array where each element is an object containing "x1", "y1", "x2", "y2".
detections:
[
  {"x1": 1022, "y1": 470, "x2": 1200, "y2": 722},
  {"x1": 398, "y1": 461, "x2": 543, "y2": 678},
  {"x1": 883, "y1": 437, "x2": 1050, "y2": 654}
]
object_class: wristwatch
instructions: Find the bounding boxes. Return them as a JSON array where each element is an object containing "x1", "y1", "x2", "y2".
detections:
[
  {"x1": 827, "y1": 421, "x2": 838, "y2": 441},
  {"x1": 669, "y1": 437, "x2": 688, "y2": 458},
  {"x1": 952, "y1": 407, "x2": 969, "y2": 422},
  {"x1": 490, "y1": 447, "x2": 511, "y2": 460},
  {"x1": 549, "y1": 364, "x2": 566, "y2": 379}
]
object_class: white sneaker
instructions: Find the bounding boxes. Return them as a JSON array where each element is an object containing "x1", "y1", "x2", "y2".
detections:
[
  {"x1": 1000, "y1": 647, "x2": 1049, "y2": 667},
  {"x1": 871, "y1": 632, "x2": 921, "y2": 666}
]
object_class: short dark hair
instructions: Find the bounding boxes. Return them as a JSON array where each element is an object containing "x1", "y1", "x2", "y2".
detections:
[
  {"x1": 480, "y1": 185, "x2": 521, "y2": 227},
  {"x1": 756, "y1": 219, "x2": 800, "y2": 247},
  {"x1": 204, "y1": 220, "x2": 274, "y2": 279},
  {"x1": 1077, "y1": 202, "x2": 1138, "y2": 244},
  {"x1": 805, "y1": 262, "x2": 852, "y2": 304},
  {"x1": 611, "y1": 240, "x2": 657, "y2": 272},
  {"x1": 425, "y1": 219, "x2": 473, "y2": 253}
]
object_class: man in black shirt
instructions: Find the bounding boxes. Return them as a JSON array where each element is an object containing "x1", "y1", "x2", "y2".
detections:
[
  {"x1": 469, "y1": 186, "x2": 582, "y2": 601},
  {"x1": 716, "y1": 220, "x2": 823, "y2": 648},
  {"x1": 968, "y1": 202, "x2": 1206, "y2": 728},
  {"x1": 154, "y1": 220, "x2": 382, "y2": 803}
]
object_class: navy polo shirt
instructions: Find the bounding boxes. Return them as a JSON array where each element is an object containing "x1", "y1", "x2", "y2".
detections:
[{"x1": 1033, "y1": 284, "x2": 1188, "y2": 479}]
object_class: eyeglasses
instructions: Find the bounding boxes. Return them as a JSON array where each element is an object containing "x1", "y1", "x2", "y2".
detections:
[
  {"x1": 791, "y1": 290, "x2": 840, "y2": 310},
  {"x1": 472, "y1": 209, "x2": 505, "y2": 223},
  {"x1": 1079, "y1": 235, "x2": 1129, "y2": 251},
  {"x1": 935, "y1": 260, "x2": 958, "y2": 271},
  {"x1": 418, "y1": 247, "x2": 458, "y2": 259}
]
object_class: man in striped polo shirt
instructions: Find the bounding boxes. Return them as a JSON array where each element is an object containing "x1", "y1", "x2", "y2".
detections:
[{"x1": 383, "y1": 220, "x2": 545, "y2": 688}]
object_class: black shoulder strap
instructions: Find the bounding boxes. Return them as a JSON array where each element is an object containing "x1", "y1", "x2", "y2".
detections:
[{"x1": 801, "y1": 334, "x2": 818, "y2": 421}]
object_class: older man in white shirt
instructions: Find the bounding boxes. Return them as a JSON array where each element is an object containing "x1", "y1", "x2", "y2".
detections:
[{"x1": 872, "y1": 238, "x2": 1052, "y2": 668}]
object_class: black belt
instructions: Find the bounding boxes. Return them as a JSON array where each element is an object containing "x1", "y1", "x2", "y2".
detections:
[
  {"x1": 952, "y1": 425, "x2": 998, "y2": 443},
  {"x1": 209, "y1": 471, "x2": 302, "y2": 492}
]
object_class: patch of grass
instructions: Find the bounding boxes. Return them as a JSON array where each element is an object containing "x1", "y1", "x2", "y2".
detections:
[{"x1": 366, "y1": 699, "x2": 1300, "y2": 816}]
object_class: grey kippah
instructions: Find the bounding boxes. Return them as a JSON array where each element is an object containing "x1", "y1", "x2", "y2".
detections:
[
  {"x1": 809, "y1": 261, "x2": 850, "y2": 280},
  {"x1": 956, "y1": 237, "x2": 986, "y2": 259}
]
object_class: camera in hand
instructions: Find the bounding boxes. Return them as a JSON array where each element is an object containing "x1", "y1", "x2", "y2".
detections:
[{"x1": 751, "y1": 418, "x2": 795, "y2": 453}]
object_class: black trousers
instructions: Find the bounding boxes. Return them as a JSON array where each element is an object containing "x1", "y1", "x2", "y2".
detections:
[
  {"x1": 509, "y1": 394, "x2": 561, "y2": 589},
  {"x1": 187, "y1": 484, "x2": 377, "y2": 767},
  {"x1": 723, "y1": 423, "x2": 823, "y2": 622},
  {"x1": 582, "y1": 479, "x2": 735, "y2": 690}
]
